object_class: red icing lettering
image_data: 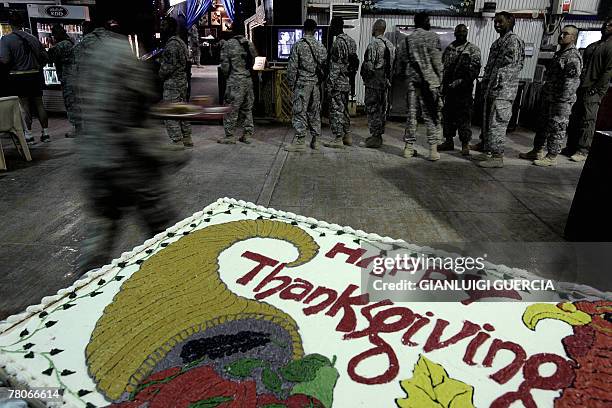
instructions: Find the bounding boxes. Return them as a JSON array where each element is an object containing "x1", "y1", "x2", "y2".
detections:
[
  {"x1": 325, "y1": 243, "x2": 366, "y2": 265},
  {"x1": 423, "y1": 319, "x2": 481, "y2": 353},
  {"x1": 237, "y1": 251, "x2": 279, "y2": 285},
  {"x1": 325, "y1": 284, "x2": 370, "y2": 332},
  {"x1": 279, "y1": 278, "x2": 314, "y2": 302},
  {"x1": 253, "y1": 263, "x2": 290, "y2": 300},
  {"x1": 483, "y1": 339, "x2": 527, "y2": 384}
]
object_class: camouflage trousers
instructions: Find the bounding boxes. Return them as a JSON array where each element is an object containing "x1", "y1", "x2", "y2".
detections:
[
  {"x1": 61, "y1": 79, "x2": 78, "y2": 130},
  {"x1": 533, "y1": 100, "x2": 573, "y2": 155},
  {"x1": 292, "y1": 83, "x2": 321, "y2": 142},
  {"x1": 404, "y1": 83, "x2": 442, "y2": 145},
  {"x1": 79, "y1": 170, "x2": 174, "y2": 275},
  {"x1": 329, "y1": 90, "x2": 350, "y2": 138},
  {"x1": 442, "y1": 91, "x2": 473, "y2": 144},
  {"x1": 191, "y1": 46, "x2": 201, "y2": 65},
  {"x1": 565, "y1": 90, "x2": 602, "y2": 154},
  {"x1": 365, "y1": 87, "x2": 388, "y2": 138},
  {"x1": 223, "y1": 78, "x2": 254, "y2": 138},
  {"x1": 482, "y1": 97, "x2": 513, "y2": 156},
  {"x1": 163, "y1": 85, "x2": 192, "y2": 143}
]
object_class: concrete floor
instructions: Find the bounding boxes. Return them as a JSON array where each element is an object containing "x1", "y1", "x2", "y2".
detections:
[{"x1": 0, "y1": 79, "x2": 596, "y2": 319}]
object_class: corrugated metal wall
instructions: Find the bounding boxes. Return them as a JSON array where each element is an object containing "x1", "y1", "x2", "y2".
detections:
[
  {"x1": 350, "y1": 15, "x2": 544, "y2": 103},
  {"x1": 307, "y1": 0, "x2": 605, "y2": 103}
]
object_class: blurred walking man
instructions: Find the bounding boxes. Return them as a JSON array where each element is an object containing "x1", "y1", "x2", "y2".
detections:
[
  {"x1": 78, "y1": 21, "x2": 177, "y2": 275},
  {"x1": 440, "y1": 24, "x2": 481, "y2": 156},
  {"x1": 218, "y1": 23, "x2": 257, "y2": 144},
  {"x1": 160, "y1": 17, "x2": 193, "y2": 147},
  {"x1": 520, "y1": 26, "x2": 582, "y2": 167},
  {"x1": 475, "y1": 11, "x2": 525, "y2": 168},
  {"x1": 561, "y1": 17, "x2": 612, "y2": 162},
  {"x1": 285, "y1": 19, "x2": 327, "y2": 152},
  {"x1": 323, "y1": 16, "x2": 357, "y2": 149},
  {"x1": 360, "y1": 19, "x2": 395, "y2": 148},
  {"x1": 398, "y1": 12, "x2": 443, "y2": 161}
]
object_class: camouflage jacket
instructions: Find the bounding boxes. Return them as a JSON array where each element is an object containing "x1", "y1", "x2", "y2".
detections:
[
  {"x1": 287, "y1": 34, "x2": 327, "y2": 88},
  {"x1": 189, "y1": 25, "x2": 199, "y2": 47},
  {"x1": 442, "y1": 41, "x2": 481, "y2": 93},
  {"x1": 397, "y1": 28, "x2": 443, "y2": 88},
  {"x1": 49, "y1": 38, "x2": 75, "y2": 83},
  {"x1": 328, "y1": 33, "x2": 357, "y2": 92},
  {"x1": 78, "y1": 33, "x2": 158, "y2": 172},
  {"x1": 542, "y1": 44, "x2": 582, "y2": 104},
  {"x1": 482, "y1": 31, "x2": 525, "y2": 100},
  {"x1": 361, "y1": 34, "x2": 395, "y2": 90},
  {"x1": 159, "y1": 35, "x2": 189, "y2": 87},
  {"x1": 72, "y1": 28, "x2": 113, "y2": 99},
  {"x1": 220, "y1": 35, "x2": 257, "y2": 81}
]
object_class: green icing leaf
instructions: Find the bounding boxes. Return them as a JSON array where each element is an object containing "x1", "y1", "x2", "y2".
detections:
[
  {"x1": 291, "y1": 365, "x2": 339, "y2": 408},
  {"x1": 280, "y1": 354, "x2": 332, "y2": 383},
  {"x1": 188, "y1": 396, "x2": 234, "y2": 407},
  {"x1": 225, "y1": 358, "x2": 266, "y2": 378},
  {"x1": 262, "y1": 367, "x2": 282, "y2": 394}
]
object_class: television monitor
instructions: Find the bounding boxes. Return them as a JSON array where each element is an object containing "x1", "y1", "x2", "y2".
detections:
[
  {"x1": 276, "y1": 28, "x2": 324, "y2": 60},
  {"x1": 577, "y1": 30, "x2": 601, "y2": 49}
]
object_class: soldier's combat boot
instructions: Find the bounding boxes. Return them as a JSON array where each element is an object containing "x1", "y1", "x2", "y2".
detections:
[
  {"x1": 461, "y1": 143, "x2": 470, "y2": 156},
  {"x1": 182, "y1": 136, "x2": 194, "y2": 148},
  {"x1": 403, "y1": 143, "x2": 416, "y2": 158},
  {"x1": 428, "y1": 144, "x2": 440, "y2": 161},
  {"x1": 438, "y1": 140, "x2": 454, "y2": 151},
  {"x1": 217, "y1": 136, "x2": 236, "y2": 144},
  {"x1": 359, "y1": 136, "x2": 382, "y2": 148},
  {"x1": 239, "y1": 134, "x2": 252, "y2": 144},
  {"x1": 473, "y1": 152, "x2": 492, "y2": 162},
  {"x1": 285, "y1": 138, "x2": 306, "y2": 152},
  {"x1": 570, "y1": 151, "x2": 587, "y2": 162},
  {"x1": 478, "y1": 155, "x2": 504, "y2": 168},
  {"x1": 534, "y1": 154, "x2": 557, "y2": 167},
  {"x1": 343, "y1": 133, "x2": 353, "y2": 146},
  {"x1": 323, "y1": 137, "x2": 345, "y2": 149},
  {"x1": 310, "y1": 138, "x2": 320, "y2": 150},
  {"x1": 519, "y1": 148, "x2": 544, "y2": 161}
]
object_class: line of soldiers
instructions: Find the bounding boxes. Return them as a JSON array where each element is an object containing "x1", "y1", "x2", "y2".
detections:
[{"x1": 277, "y1": 13, "x2": 612, "y2": 169}]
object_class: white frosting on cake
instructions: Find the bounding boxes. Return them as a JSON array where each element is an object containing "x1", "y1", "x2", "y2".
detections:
[{"x1": 0, "y1": 198, "x2": 609, "y2": 408}]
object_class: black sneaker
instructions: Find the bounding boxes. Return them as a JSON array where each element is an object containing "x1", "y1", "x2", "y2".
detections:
[
  {"x1": 26, "y1": 136, "x2": 36, "y2": 145},
  {"x1": 41, "y1": 134, "x2": 51, "y2": 143}
]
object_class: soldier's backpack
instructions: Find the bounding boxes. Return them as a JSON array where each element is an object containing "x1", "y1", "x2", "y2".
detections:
[{"x1": 338, "y1": 35, "x2": 360, "y2": 95}]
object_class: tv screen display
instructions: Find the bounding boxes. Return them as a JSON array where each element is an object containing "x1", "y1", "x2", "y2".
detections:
[
  {"x1": 577, "y1": 30, "x2": 601, "y2": 49},
  {"x1": 277, "y1": 28, "x2": 323, "y2": 60}
]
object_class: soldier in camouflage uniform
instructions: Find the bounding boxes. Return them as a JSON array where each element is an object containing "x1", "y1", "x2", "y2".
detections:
[
  {"x1": 397, "y1": 12, "x2": 443, "y2": 161},
  {"x1": 285, "y1": 19, "x2": 327, "y2": 152},
  {"x1": 562, "y1": 17, "x2": 612, "y2": 162},
  {"x1": 49, "y1": 24, "x2": 76, "y2": 137},
  {"x1": 77, "y1": 27, "x2": 177, "y2": 275},
  {"x1": 360, "y1": 19, "x2": 395, "y2": 149},
  {"x1": 189, "y1": 24, "x2": 201, "y2": 67},
  {"x1": 323, "y1": 16, "x2": 357, "y2": 149},
  {"x1": 440, "y1": 24, "x2": 481, "y2": 156},
  {"x1": 475, "y1": 12, "x2": 525, "y2": 168},
  {"x1": 72, "y1": 22, "x2": 112, "y2": 137},
  {"x1": 519, "y1": 26, "x2": 582, "y2": 167},
  {"x1": 159, "y1": 17, "x2": 193, "y2": 147},
  {"x1": 218, "y1": 24, "x2": 257, "y2": 144}
]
